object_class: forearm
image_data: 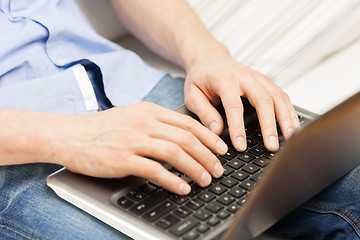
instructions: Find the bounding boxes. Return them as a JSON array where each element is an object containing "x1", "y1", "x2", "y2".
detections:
[
  {"x1": 111, "y1": 0, "x2": 229, "y2": 70},
  {"x1": 0, "y1": 109, "x2": 65, "y2": 166}
]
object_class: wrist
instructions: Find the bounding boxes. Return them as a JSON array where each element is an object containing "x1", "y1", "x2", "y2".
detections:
[{"x1": 180, "y1": 39, "x2": 230, "y2": 72}]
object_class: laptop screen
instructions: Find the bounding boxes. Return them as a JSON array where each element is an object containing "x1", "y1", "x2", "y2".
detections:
[{"x1": 223, "y1": 91, "x2": 360, "y2": 240}]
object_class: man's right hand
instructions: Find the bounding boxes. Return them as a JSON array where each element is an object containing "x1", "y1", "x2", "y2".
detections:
[{"x1": 52, "y1": 102, "x2": 227, "y2": 195}]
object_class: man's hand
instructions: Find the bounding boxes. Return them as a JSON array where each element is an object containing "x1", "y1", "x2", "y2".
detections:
[
  {"x1": 54, "y1": 103, "x2": 227, "y2": 195},
  {"x1": 184, "y1": 48, "x2": 300, "y2": 152},
  {"x1": 111, "y1": 0, "x2": 300, "y2": 152}
]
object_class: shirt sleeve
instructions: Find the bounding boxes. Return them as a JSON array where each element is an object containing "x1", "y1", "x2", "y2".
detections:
[{"x1": 0, "y1": 66, "x2": 98, "y2": 115}]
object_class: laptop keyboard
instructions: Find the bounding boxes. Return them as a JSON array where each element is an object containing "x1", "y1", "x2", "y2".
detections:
[{"x1": 113, "y1": 116, "x2": 306, "y2": 240}]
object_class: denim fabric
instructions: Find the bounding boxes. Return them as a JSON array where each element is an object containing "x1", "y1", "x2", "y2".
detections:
[
  {"x1": 269, "y1": 165, "x2": 360, "y2": 240},
  {"x1": 0, "y1": 74, "x2": 184, "y2": 240},
  {"x1": 142, "y1": 74, "x2": 185, "y2": 110},
  {"x1": 0, "y1": 164, "x2": 130, "y2": 240}
]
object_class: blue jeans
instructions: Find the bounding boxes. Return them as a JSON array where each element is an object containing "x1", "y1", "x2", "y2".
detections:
[{"x1": 268, "y1": 165, "x2": 360, "y2": 239}]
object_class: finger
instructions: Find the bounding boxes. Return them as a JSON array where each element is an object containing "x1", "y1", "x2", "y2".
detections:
[
  {"x1": 136, "y1": 138, "x2": 215, "y2": 187},
  {"x1": 127, "y1": 156, "x2": 191, "y2": 195},
  {"x1": 271, "y1": 90, "x2": 297, "y2": 139},
  {"x1": 184, "y1": 86, "x2": 224, "y2": 136},
  {"x1": 246, "y1": 87, "x2": 279, "y2": 152},
  {"x1": 264, "y1": 84, "x2": 300, "y2": 139},
  {"x1": 219, "y1": 89, "x2": 247, "y2": 152},
  {"x1": 154, "y1": 93, "x2": 228, "y2": 156},
  {"x1": 149, "y1": 121, "x2": 224, "y2": 178},
  {"x1": 286, "y1": 97, "x2": 301, "y2": 129}
]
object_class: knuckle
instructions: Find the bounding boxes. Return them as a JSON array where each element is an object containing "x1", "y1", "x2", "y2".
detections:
[
  {"x1": 229, "y1": 100, "x2": 244, "y2": 110},
  {"x1": 139, "y1": 161, "x2": 162, "y2": 177},
  {"x1": 238, "y1": 69, "x2": 253, "y2": 80},
  {"x1": 254, "y1": 94, "x2": 273, "y2": 106},
  {"x1": 272, "y1": 90, "x2": 289, "y2": 102},
  {"x1": 184, "y1": 93, "x2": 196, "y2": 106},
  {"x1": 180, "y1": 131, "x2": 196, "y2": 146},
  {"x1": 139, "y1": 101, "x2": 157, "y2": 111},
  {"x1": 163, "y1": 143, "x2": 181, "y2": 158},
  {"x1": 182, "y1": 115, "x2": 197, "y2": 130}
]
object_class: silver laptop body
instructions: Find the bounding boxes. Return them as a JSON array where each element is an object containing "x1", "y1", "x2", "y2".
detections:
[{"x1": 47, "y1": 92, "x2": 360, "y2": 240}]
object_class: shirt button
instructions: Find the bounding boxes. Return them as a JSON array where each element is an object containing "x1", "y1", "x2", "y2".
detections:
[
  {"x1": 56, "y1": 58, "x2": 66, "y2": 66},
  {"x1": 33, "y1": 15, "x2": 45, "y2": 21}
]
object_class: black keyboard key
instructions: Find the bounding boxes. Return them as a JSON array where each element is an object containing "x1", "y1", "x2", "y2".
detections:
[
  {"x1": 242, "y1": 163, "x2": 260, "y2": 174},
  {"x1": 185, "y1": 199, "x2": 204, "y2": 210},
  {"x1": 137, "y1": 183, "x2": 157, "y2": 194},
  {"x1": 217, "y1": 210, "x2": 230, "y2": 220},
  {"x1": 148, "y1": 180, "x2": 161, "y2": 188},
  {"x1": 196, "y1": 224, "x2": 210, "y2": 234},
  {"x1": 220, "y1": 177, "x2": 238, "y2": 188},
  {"x1": 227, "y1": 204, "x2": 239, "y2": 213},
  {"x1": 193, "y1": 209, "x2": 212, "y2": 221},
  {"x1": 188, "y1": 187, "x2": 202, "y2": 198},
  {"x1": 198, "y1": 191, "x2": 216, "y2": 203},
  {"x1": 249, "y1": 145, "x2": 266, "y2": 156},
  {"x1": 143, "y1": 201, "x2": 176, "y2": 221},
  {"x1": 239, "y1": 179, "x2": 256, "y2": 191},
  {"x1": 263, "y1": 151, "x2": 276, "y2": 159},
  {"x1": 116, "y1": 197, "x2": 134, "y2": 209},
  {"x1": 212, "y1": 176, "x2": 223, "y2": 183},
  {"x1": 130, "y1": 190, "x2": 170, "y2": 215},
  {"x1": 181, "y1": 175, "x2": 193, "y2": 184},
  {"x1": 221, "y1": 149, "x2": 238, "y2": 160},
  {"x1": 237, "y1": 196, "x2": 247, "y2": 206},
  {"x1": 246, "y1": 138, "x2": 258, "y2": 147},
  {"x1": 174, "y1": 206, "x2": 192, "y2": 218},
  {"x1": 170, "y1": 195, "x2": 190, "y2": 205},
  {"x1": 253, "y1": 131, "x2": 263, "y2": 140},
  {"x1": 217, "y1": 194, "x2": 235, "y2": 205},
  {"x1": 170, "y1": 167, "x2": 182, "y2": 174},
  {"x1": 156, "y1": 214, "x2": 180, "y2": 229},
  {"x1": 253, "y1": 157, "x2": 271, "y2": 168},
  {"x1": 227, "y1": 158, "x2": 245, "y2": 170},
  {"x1": 169, "y1": 217, "x2": 200, "y2": 236},
  {"x1": 231, "y1": 170, "x2": 250, "y2": 181},
  {"x1": 127, "y1": 190, "x2": 146, "y2": 202},
  {"x1": 237, "y1": 152, "x2": 256, "y2": 163},
  {"x1": 228, "y1": 187, "x2": 247, "y2": 198},
  {"x1": 183, "y1": 230, "x2": 199, "y2": 240},
  {"x1": 205, "y1": 202, "x2": 224, "y2": 213},
  {"x1": 250, "y1": 172, "x2": 263, "y2": 182},
  {"x1": 207, "y1": 216, "x2": 220, "y2": 226},
  {"x1": 209, "y1": 184, "x2": 227, "y2": 195},
  {"x1": 223, "y1": 165, "x2": 235, "y2": 176},
  {"x1": 217, "y1": 156, "x2": 227, "y2": 165},
  {"x1": 245, "y1": 121, "x2": 259, "y2": 136}
]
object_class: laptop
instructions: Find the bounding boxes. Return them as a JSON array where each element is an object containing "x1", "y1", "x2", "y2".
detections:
[{"x1": 47, "y1": 91, "x2": 360, "y2": 240}]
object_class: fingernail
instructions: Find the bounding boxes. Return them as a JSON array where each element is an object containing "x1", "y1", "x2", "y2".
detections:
[
  {"x1": 214, "y1": 162, "x2": 224, "y2": 178},
  {"x1": 236, "y1": 136, "x2": 246, "y2": 150},
  {"x1": 201, "y1": 171, "x2": 212, "y2": 186},
  {"x1": 209, "y1": 121, "x2": 219, "y2": 133},
  {"x1": 217, "y1": 140, "x2": 228, "y2": 154},
  {"x1": 269, "y1": 135, "x2": 279, "y2": 150},
  {"x1": 287, "y1": 127, "x2": 294, "y2": 138},
  {"x1": 178, "y1": 183, "x2": 191, "y2": 195}
]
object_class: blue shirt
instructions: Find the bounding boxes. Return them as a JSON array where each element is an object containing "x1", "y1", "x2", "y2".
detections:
[{"x1": 0, "y1": 0, "x2": 165, "y2": 115}]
